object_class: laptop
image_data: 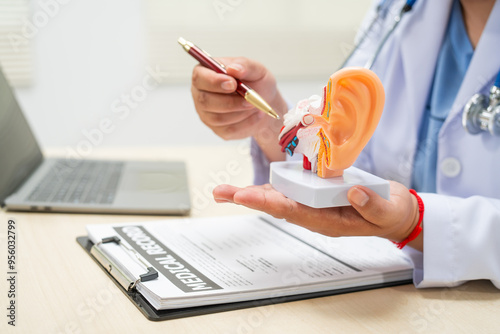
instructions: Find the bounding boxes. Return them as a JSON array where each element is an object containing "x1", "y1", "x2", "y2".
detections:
[{"x1": 0, "y1": 66, "x2": 190, "y2": 215}]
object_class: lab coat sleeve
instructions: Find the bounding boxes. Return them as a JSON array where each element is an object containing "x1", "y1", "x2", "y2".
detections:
[
  {"x1": 407, "y1": 193, "x2": 500, "y2": 289},
  {"x1": 250, "y1": 137, "x2": 271, "y2": 185}
]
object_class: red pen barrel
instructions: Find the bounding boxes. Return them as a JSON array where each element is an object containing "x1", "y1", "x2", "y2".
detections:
[
  {"x1": 188, "y1": 46, "x2": 226, "y2": 74},
  {"x1": 236, "y1": 82, "x2": 251, "y2": 96},
  {"x1": 189, "y1": 45, "x2": 248, "y2": 97}
]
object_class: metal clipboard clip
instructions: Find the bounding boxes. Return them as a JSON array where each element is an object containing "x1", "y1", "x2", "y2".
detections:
[{"x1": 90, "y1": 236, "x2": 158, "y2": 291}]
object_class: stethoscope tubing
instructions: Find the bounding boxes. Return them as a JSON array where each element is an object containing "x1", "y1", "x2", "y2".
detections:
[
  {"x1": 340, "y1": 0, "x2": 500, "y2": 136},
  {"x1": 339, "y1": 0, "x2": 416, "y2": 70}
]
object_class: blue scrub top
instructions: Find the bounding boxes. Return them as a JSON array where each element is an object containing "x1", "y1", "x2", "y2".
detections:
[{"x1": 411, "y1": 0, "x2": 474, "y2": 192}]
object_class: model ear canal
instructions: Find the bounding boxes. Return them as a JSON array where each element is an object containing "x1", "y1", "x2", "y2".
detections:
[{"x1": 318, "y1": 67, "x2": 385, "y2": 177}]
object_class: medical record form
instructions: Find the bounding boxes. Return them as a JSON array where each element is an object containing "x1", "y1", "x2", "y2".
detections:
[{"x1": 84, "y1": 215, "x2": 413, "y2": 311}]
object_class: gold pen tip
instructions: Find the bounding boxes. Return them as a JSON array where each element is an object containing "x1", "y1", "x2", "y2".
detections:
[
  {"x1": 178, "y1": 37, "x2": 194, "y2": 51},
  {"x1": 267, "y1": 107, "x2": 280, "y2": 120},
  {"x1": 177, "y1": 37, "x2": 186, "y2": 46}
]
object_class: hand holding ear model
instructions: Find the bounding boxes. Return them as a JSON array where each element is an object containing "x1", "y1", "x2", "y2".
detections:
[
  {"x1": 214, "y1": 67, "x2": 423, "y2": 251},
  {"x1": 213, "y1": 181, "x2": 423, "y2": 251}
]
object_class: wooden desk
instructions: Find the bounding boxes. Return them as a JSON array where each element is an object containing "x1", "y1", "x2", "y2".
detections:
[{"x1": 1, "y1": 146, "x2": 499, "y2": 334}]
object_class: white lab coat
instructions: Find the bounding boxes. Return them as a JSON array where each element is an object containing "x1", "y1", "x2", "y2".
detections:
[{"x1": 347, "y1": 0, "x2": 500, "y2": 288}]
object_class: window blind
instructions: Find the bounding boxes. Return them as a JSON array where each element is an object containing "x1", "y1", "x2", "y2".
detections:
[{"x1": 0, "y1": 0, "x2": 32, "y2": 86}]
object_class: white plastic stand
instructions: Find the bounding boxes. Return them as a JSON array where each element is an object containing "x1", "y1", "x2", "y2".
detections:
[{"x1": 270, "y1": 161, "x2": 390, "y2": 208}]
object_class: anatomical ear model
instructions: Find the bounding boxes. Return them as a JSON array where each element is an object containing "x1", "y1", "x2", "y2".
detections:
[
  {"x1": 278, "y1": 67, "x2": 385, "y2": 178},
  {"x1": 270, "y1": 67, "x2": 389, "y2": 208}
]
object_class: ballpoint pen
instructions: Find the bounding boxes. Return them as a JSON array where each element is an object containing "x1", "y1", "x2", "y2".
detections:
[{"x1": 178, "y1": 37, "x2": 280, "y2": 120}]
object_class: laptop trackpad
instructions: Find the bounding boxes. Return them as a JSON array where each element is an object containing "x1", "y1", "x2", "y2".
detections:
[
  {"x1": 113, "y1": 162, "x2": 190, "y2": 212},
  {"x1": 119, "y1": 162, "x2": 188, "y2": 194},
  {"x1": 135, "y1": 172, "x2": 181, "y2": 192}
]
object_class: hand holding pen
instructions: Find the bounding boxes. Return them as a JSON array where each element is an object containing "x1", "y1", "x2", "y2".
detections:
[
  {"x1": 184, "y1": 38, "x2": 288, "y2": 158},
  {"x1": 179, "y1": 38, "x2": 279, "y2": 120}
]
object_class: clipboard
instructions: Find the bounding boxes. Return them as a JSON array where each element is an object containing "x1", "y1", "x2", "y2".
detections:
[{"x1": 77, "y1": 236, "x2": 413, "y2": 322}]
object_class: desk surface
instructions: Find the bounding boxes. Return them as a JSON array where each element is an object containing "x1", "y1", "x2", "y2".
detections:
[{"x1": 1, "y1": 146, "x2": 499, "y2": 334}]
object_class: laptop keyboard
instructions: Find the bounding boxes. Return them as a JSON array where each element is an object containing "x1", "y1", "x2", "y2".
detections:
[{"x1": 27, "y1": 160, "x2": 124, "y2": 204}]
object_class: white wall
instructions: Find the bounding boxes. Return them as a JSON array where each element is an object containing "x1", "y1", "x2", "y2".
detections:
[{"x1": 12, "y1": 0, "x2": 371, "y2": 153}]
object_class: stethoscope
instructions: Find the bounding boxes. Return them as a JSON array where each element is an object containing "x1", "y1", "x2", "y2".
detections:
[
  {"x1": 463, "y1": 73, "x2": 500, "y2": 136},
  {"x1": 341, "y1": 0, "x2": 500, "y2": 137}
]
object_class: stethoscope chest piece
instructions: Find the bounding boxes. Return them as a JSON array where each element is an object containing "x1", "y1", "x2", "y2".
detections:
[{"x1": 463, "y1": 86, "x2": 500, "y2": 136}]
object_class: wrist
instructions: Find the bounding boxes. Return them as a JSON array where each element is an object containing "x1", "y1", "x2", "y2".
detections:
[
  {"x1": 253, "y1": 131, "x2": 286, "y2": 162},
  {"x1": 392, "y1": 189, "x2": 424, "y2": 249},
  {"x1": 252, "y1": 93, "x2": 288, "y2": 162}
]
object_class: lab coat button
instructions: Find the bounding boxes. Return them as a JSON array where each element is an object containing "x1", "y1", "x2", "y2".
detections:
[{"x1": 440, "y1": 157, "x2": 461, "y2": 178}]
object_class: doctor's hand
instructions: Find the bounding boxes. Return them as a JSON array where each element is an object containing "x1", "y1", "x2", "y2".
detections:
[
  {"x1": 191, "y1": 57, "x2": 287, "y2": 162},
  {"x1": 213, "y1": 181, "x2": 423, "y2": 251}
]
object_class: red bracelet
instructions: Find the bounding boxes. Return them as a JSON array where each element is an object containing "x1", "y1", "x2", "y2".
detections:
[{"x1": 392, "y1": 189, "x2": 424, "y2": 249}]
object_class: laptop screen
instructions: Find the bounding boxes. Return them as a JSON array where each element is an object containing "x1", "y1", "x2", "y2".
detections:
[{"x1": 0, "y1": 66, "x2": 43, "y2": 204}]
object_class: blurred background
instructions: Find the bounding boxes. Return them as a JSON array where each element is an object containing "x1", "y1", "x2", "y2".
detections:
[{"x1": 0, "y1": 0, "x2": 372, "y2": 151}]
